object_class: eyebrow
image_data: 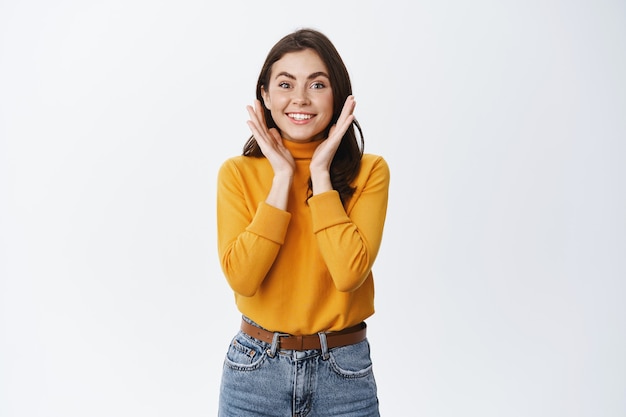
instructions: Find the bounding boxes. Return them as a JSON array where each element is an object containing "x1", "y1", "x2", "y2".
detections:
[{"x1": 274, "y1": 71, "x2": 330, "y2": 80}]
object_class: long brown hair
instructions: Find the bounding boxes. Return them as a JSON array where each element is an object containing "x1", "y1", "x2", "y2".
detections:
[{"x1": 242, "y1": 28, "x2": 364, "y2": 205}]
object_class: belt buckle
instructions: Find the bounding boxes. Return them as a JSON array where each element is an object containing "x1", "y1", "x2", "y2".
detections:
[
  {"x1": 276, "y1": 332, "x2": 291, "y2": 349},
  {"x1": 267, "y1": 332, "x2": 290, "y2": 358}
]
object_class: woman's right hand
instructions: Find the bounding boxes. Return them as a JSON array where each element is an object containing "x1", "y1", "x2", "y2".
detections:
[
  {"x1": 246, "y1": 100, "x2": 294, "y2": 210},
  {"x1": 246, "y1": 100, "x2": 295, "y2": 177}
]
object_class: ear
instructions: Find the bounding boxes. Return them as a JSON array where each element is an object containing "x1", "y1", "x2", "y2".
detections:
[{"x1": 260, "y1": 86, "x2": 271, "y2": 109}]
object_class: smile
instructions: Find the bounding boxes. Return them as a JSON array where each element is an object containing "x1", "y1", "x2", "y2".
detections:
[{"x1": 287, "y1": 113, "x2": 314, "y2": 121}]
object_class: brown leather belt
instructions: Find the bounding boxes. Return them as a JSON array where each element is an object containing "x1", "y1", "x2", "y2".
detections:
[{"x1": 240, "y1": 319, "x2": 367, "y2": 351}]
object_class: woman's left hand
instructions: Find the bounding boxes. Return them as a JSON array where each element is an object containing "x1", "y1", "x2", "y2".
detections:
[{"x1": 310, "y1": 95, "x2": 356, "y2": 178}]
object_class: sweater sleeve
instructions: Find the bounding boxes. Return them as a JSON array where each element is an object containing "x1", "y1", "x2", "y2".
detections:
[
  {"x1": 308, "y1": 156, "x2": 390, "y2": 292},
  {"x1": 217, "y1": 159, "x2": 291, "y2": 297}
]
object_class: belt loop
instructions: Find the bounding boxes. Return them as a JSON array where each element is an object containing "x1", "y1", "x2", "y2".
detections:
[
  {"x1": 318, "y1": 332, "x2": 330, "y2": 360},
  {"x1": 267, "y1": 332, "x2": 281, "y2": 358}
]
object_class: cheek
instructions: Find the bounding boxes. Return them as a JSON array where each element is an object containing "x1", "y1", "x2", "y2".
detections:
[
  {"x1": 268, "y1": 95, "x2": 289, "y2": 113},
  {"x1": 318, "y1": 96, "x2": 334, "y2": 118},
  {"x1": 322, "y1": 100, "x2": 335, "y2": 124},
  {"x1": 266, "y1": 99, "x2": 282, "y2": 117}
]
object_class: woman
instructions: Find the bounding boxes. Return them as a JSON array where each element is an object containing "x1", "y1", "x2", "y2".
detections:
[{"x1": 217, "y1": 28, "x2": 389, "y2": 416}]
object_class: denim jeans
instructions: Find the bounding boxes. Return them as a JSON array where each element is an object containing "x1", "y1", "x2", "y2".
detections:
[{"x1": 218, "y1": 319, "x2": 380, "y2": 417}]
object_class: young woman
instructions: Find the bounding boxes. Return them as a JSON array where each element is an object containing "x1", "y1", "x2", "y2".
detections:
[{"x1": 217, "y1": 28, "x2": 390, "y2": 417}]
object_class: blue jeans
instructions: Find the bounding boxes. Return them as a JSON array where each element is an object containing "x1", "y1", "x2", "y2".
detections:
[{"x1": 218, "y1": 319, "x2": 380, "y2": 417}]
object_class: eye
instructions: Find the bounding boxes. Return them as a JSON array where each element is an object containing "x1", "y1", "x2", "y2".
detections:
[
  {"x1": 310, "y1": 82, "x2": 326, "y2": 89},
  {"x1": 278, "y1": 82, "x2": 291, "y2": 89}
]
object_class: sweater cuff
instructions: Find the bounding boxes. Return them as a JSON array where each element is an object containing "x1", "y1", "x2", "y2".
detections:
[
  {"x1": 309, "y1": 190, "x2": 350, "y2": 233},
  {"x1": 246, "y1": 202, "x2": 291, "y2": 244}
]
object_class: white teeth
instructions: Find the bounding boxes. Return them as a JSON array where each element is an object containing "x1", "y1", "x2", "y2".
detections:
[{"x1": 288, "y1": 113, "x2": 313, "y2": 121}]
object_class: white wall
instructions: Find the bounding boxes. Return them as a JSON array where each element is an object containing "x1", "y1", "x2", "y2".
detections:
[{"x1": 1, "y1": 1, "x2": 625, "y2": 416}]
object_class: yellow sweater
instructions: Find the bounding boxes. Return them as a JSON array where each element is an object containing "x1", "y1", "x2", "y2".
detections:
[{"x1": 217, "y1": 139, "x2": 389, "y2": 335}]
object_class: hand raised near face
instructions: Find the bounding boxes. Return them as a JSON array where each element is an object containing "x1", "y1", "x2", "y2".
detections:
[
  {"x1": 309, "y1": 95, "x2": 356, "y2": 175},
  {"x1": 246, "y1": 100, "x2": 295, "y2": 178}
]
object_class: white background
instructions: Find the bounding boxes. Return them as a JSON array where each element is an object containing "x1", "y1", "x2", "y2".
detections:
[{"x1": 1, "y1": 1, "x2": 625, "y2": 416}]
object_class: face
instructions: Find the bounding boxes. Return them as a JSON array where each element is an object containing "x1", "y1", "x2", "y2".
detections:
[{"x1": 261, "y1": 49, "x2": 334, "y2": 143}]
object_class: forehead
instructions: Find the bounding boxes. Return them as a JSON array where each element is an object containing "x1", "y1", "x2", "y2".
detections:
[{"x1": 270, "y1": 49, "x2": 329, "y2": 77}]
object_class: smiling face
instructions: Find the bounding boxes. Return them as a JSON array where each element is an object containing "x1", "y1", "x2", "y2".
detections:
[{"x1": 261, "y1": 49, "x2": 334, "y2": 143}]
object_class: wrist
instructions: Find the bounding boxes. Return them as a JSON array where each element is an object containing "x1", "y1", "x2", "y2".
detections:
[
  {"x1": 310, "y1": 171, "x2": 332, "y2": 195},
  {"x1": 265, "y1": 174, "x2": 293, "y2": 210},
  {"x1": 272, "y1": 173, "x2": 293, "y2": 187}
]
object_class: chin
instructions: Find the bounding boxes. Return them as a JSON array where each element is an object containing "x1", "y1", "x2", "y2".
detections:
[{"x1": 284, "y1": 131, "x2": 325, "y2": 143}]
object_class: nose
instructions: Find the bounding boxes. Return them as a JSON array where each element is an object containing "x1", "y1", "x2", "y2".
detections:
[{"x1": 292, "y1": 87, "x2": 310, "y2": 105}]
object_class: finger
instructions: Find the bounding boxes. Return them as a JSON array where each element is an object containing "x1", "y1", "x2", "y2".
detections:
[
  {"x1": 268, "y1": 128, "x2": 282, "y2": 144},
  {"x1": 246, "y1": 105, "x2": 260, "y2": 130},
  {"x1": 246, "y1": 104, "x2": 273, "y2": 146},
  {"x1": 254, "y1": 99, "x2": 269, "y2": 129},
  {"x1": 246, "y1": 115, "x2": 262, "y2": 135},
  {"x1": 246, "y1": 120, "x2": 267, "y2": 147},
  {"x1": 246, "y1": 104, "x2": 265, "y2": 129},
  {"x1": 327, "y1": 96, "x2": 356, "y2": 142},
  {"x1": 336, "y1": 95, "x2": 356, "y2": 128}
]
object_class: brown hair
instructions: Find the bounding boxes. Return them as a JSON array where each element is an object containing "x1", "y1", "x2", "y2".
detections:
[{"x1": 242, "y1": 28, "x2": 364, "y2": 205}]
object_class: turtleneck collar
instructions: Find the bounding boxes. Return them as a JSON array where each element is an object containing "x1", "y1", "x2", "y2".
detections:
[{"x1": 282, "y1": 138, "x2": 323, "y2": 160}]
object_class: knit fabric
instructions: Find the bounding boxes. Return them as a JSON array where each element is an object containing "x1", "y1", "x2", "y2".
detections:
[{"x1": 217, "y1": 139, "x2": 389, "y2": 335}]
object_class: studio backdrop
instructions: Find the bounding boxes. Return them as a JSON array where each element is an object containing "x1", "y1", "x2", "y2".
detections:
[{"x1": 1, "y1": 1, "x2": 625, "y2": 416}]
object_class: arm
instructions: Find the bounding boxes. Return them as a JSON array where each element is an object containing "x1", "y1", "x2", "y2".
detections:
[
  {"x1": 309, "y1": 156, "x2": 390, "y2": 292},
  {"x1": 217, "y1": 160, "x2": 291, "y2": 297}
]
